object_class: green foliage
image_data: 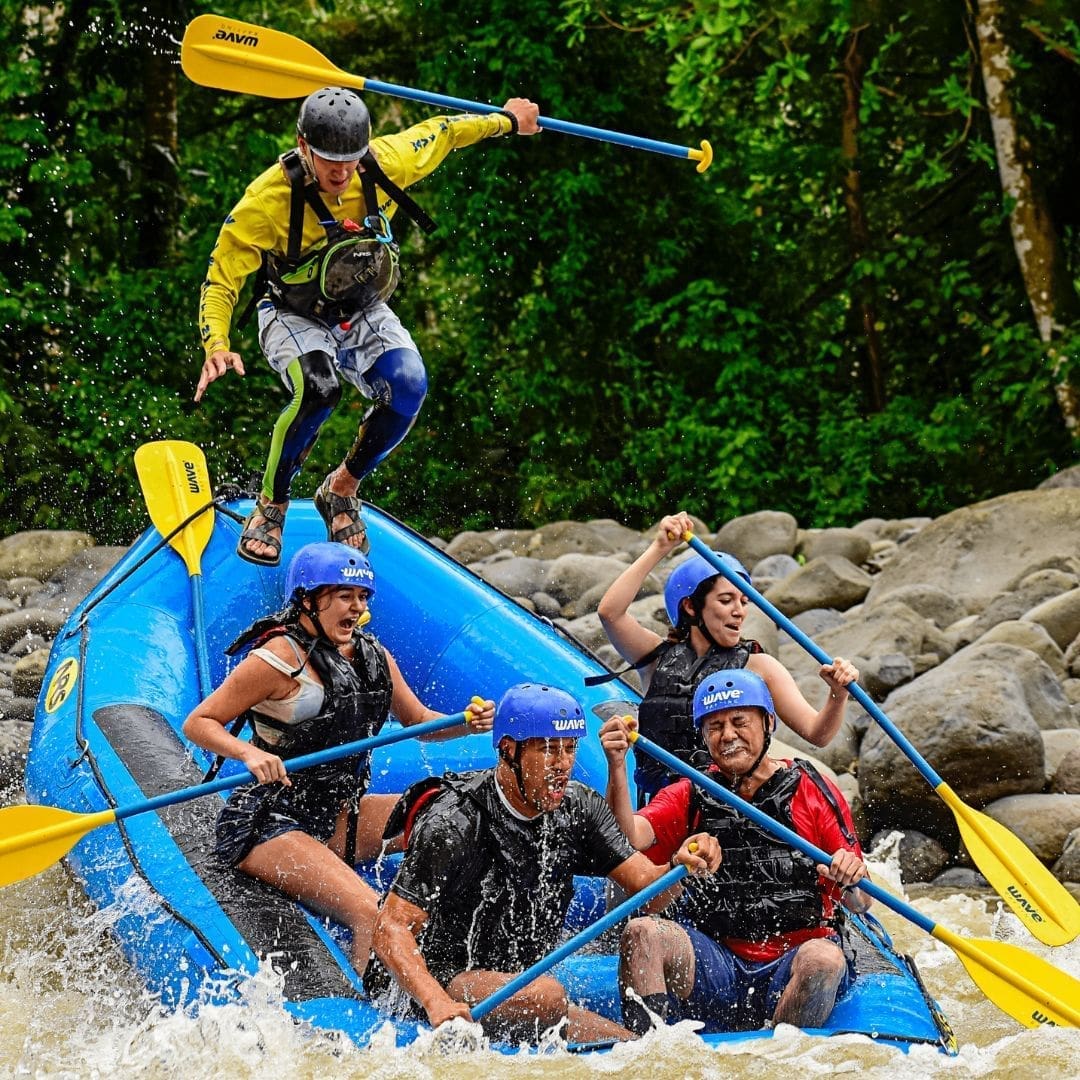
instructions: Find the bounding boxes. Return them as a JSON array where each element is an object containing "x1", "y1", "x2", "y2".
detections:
[{"x1": 1, "y1": 0, "x2": 1078, "y2": 547}]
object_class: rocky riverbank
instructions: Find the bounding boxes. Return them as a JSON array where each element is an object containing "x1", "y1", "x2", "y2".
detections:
[{"x1": 3, "y1": 470, "x2": 1080, "y2": 891}]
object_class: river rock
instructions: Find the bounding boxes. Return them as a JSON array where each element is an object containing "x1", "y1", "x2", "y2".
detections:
[
  {"x1": 1043, "y1": 730, "x2": 1080, "y2": 787},
  {"x1": 0, "y1": 577, "x2": 43, "y2": 601},
  {"x1": 0, "y1": 608, "x2": 67, "y2": 652},
  {"x1": 526, "y1": 520, "x2": 617, "y2": 560},
  {"x1": 956, "y1": 569, "x2": 1080, "y2": 648},
  {"x1": 1053, "y1": 828, "x2": 1080, "y2": 881},
  {"x1": 797, "y1": 528, "x2": 872, "y2": 566},
  {"x1": 11, "y1": 649, "x2": 50, "y2": 698},
  {"x1": 866, "y1": 584, "x2": 968, "y2": 629},
  {"x1": 20, "y1": 545, "x2": 127, "y2": 617},
  {"x1": 478, "y1": 528, "x2": 534, "y2": 555},
  {"x1": 1022, "y1": 588, "x2": 1080, "y2": 651},
  {"x1": 864, "y1": 489, "x2": 1080, "y2": 614},
  {"x1": 444, "y1": 531, "x2": 498, "y2": 564},
  {"x1": 932, "y1": 867, "x2": 991, "y2": 889},
  {"x1": 530, "y1": 592, "x2": 562, "y2": 619},
  {"x1": 741, "y1": 607, "x2": 779, "y2": 658},
  {"x1": 1051, "y1": 748, "x2": 1080, "y2": 794},
  {"x1": 1038, "y1": 463, "x2": 1080, "y2": 489},
  {"x1": 0, "y1": 530, "x2": 95, "y2": 582},
  {"x1": 982, "y1": 793, "x2": 1080, "y2": 862},
  {"x1": 870, "y1": 829, "x2": 951, "y2": 883},
  {"x1": 712, "y1": 510, "x2": 798, "y2": 567},
  {"x1": 544, "y1": 553, "x2": 627, "y2": 606},
  {"x1": 972, "y1": 620, "x2": 1066, "y2": 678},
  {"x1": 752, "y1": 554, "x2": 800, "y2": 581},
  {"x1": 472, "y1": 556, "x2": 549, "y2": 598},
  {"x1": 857, "y1": 653, "x2": 915, "y2": 698},
  {"x1": 763, "y1": 556, "x2": 872, "y2": 616},
  {"x1": 587, "y1": 519, "x2": 653, "y2": 556},
  {"x1": 859, "y1": 644, "x2": 1060, "y2": 840}
]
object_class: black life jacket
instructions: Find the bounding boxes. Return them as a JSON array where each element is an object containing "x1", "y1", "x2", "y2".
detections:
[
  {"x1": 250, "y1": 148, "x2": 436, "y2": 325},
  {"x1": 634, "y1": 638, "x2": 761, "y2": 797},
  {"x1": 244, "y1": 623, "x2": 393, "y2": 792},
  {"x1": 679, "y1": 760, "x2": 855, "y2": 943}
]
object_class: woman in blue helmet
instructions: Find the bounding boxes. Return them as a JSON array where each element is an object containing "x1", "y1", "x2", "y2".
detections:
[
  {"x1": 182, "y1": 541, "x2": 494, "y2": 977},
  {"x1": 597, "y1": 511, "x2": 858, "y2": 798},
  {"x1": 369, "y1": 682, "x2": 719, "y2": 1042}
]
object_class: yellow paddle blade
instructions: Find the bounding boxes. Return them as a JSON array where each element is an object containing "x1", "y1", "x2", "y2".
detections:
[
  {"x1": 134, "y1": 441, "x2": 214, "y2": 577},
  {"x1": 0, "y1": 804, "x2": 117, "y2": 887},
  {"x1": 181, "y1": 13, "x2": 365, "y2": 99},
  {"x1": 939, "y1": 783, "x2": 1080, "y2": 947},
  {"x1": 933, "y1": 923, "x2": 1080, "y2": 1028}
]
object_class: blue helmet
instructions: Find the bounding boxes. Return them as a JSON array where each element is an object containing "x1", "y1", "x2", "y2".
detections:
[
  {"x1": 286, "y1": 542, "x2": 376, "y2": 599},
  {"x1": 663, "y1": 552, "x2": 751, "y2": 626},
  {"x1": 493, "y1": 683, "x2": 587, "y2": 747},
  {"x1": 692, "y1": 669, "x2": 776, "y2": 730}
]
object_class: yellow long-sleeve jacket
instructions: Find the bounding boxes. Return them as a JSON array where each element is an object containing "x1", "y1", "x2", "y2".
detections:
[{"x1": 199, "y1": 111, "x2": 512, "y2": 358}]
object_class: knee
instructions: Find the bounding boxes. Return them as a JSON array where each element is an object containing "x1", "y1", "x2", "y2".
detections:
[
  {"x1": 296, "y1": 350, "x2": 342, "y2": 412},
  {"x1": 529, "y1": 975, "x2": 569, "y2": 1018},
  {"x1": 620, "y1": 916, "x2": 662, "y2": 962},
  {"x1": 372, "y1": 347, "x2": 427, "y2": 417},
  {"x1": 792, "y1": 939, "x2": 845, "y2": 981}
]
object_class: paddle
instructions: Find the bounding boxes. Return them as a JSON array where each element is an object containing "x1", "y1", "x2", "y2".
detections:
[
  {"x1": 0, "y1": 710, "x2": 471, "y2": 888},
  {"x1": 629, "y1": 729, "x2": 1080, "y2": 1030},
  {"x1": 685, "y1": 533, "x2": 1080, "y2": 949},
  {"x1": 134, "y1": 441, "x2": 215, "y2": 699},
  {"x1": 471, "y1": 863, "x2": 688, "y2": 1022},
  {"x1": 180, "y1": 13, "x2": 713, "y2": 173}
]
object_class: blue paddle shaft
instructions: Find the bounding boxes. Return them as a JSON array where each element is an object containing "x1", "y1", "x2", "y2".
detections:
[
  {"x1": 114, "y1": 711, "x2": 469, "y2": 823},
  {"x1": 190, "y1": 573, "x2": 212, "y2": 700},
  {"x1": 361, "y1": 78, "x2": 698, "y2": 161},
  {"x1": 471, "y1": 863, "x2": 688, "y2": 1021},
  {"x1": 632, "y1": 733, "x2": 936, "y2": 936},
  {"x1": 686, "y1": 536, "x2": 943, "y2": 790}
]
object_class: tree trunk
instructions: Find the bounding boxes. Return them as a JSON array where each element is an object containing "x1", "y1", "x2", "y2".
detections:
[
  {"x1": 136, "y1": 0, "x2": 179, "y2": 268},
  {"x1": 976, "y1": 0, "x2": 1080, "y2": 435},
  {"x1": 838, "y1": 27, "x2": 886, "y2": 413}
]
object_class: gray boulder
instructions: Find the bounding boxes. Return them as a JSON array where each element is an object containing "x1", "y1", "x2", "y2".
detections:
[
  {"x1": 473, "y1": 556, "x2": 549, "y2": 599},
  {"x1": 444, "y1": 531, "x2": 498, "y2": 564},
  {"x1": 1023, "y1": 588, "x2": 1080, "y2": 651},
  {"x1": 752, "y1": 554, "x2": 800, "y2": 581},
  {"x1": 858, "y1": 653, "x2": 916, "y2": 698},
  {"x1": 525, "y1": 521, "x2": 617, "y2": 560},
  {"x1": 864, "y1": 489, "x2": 1080, "y2": 614},
  {"x1": 763, "y1": 556, "x2": 872, "y2": 617},
  {"x1": 1053, "y1": 828, "x2": 1080, "y2": 882},
  {"x1": 712, "y1": 511, "x2": 798, "y2": 567},
  {"x1": 972, "y1": 620, "x2": 1066, "y2": 678},
  {"x1": 0, "y1": 608, "x2": 67, "y2": 652},
  {"x1": 983, "y1": 793, "x2": 1080, "y2": 862},
  {"x1": 22, "y1": 545, "x2": 126, "y2": 615},
  {"x1": 1037, "y1": 464, "x2": 1080, "y2": 489},
  {"x1": 545, "y1": 553, "x2": 628, "y2": 606},
  {"x1": 0, "y1": 577, "x2": 43, "y2": 601},
  {"x1": 859, "y1": 644, "x2": 1059, "y2": 841},
  {"x1": 0, "y1": 530, "x2": 95, "y2": 581},
  {"x1": 1052, "y1": 748, "x2": 1080, "y2": 795},
  {"x1": 11, "y1": 649, "x2": 50, "y2": 698},
  {"x1": 478, "y1": 528, "x2": 534, "y2": 555},
  {"x1": 866, "y1": 584, "x2": 968, "y2": 629},
  {"x1": 797, "y1": 528, "x2": 872, "y2": 567},
  {"x1": 957, "y1": 569, "x2": 1080, "y2": 647},
  {"x1": 1043, "y1": 730, "x2": 1080, "y2": 788},
  {"x1": 869, "y1": 828, "x2": 951, "y2": 883}
]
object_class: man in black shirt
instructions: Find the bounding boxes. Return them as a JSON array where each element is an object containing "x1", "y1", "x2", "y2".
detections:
[{"x1": 370, "y1": 682, "x2": 718, "y2": 1043}]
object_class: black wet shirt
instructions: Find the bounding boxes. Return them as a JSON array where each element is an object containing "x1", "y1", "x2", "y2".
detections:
[{"x1": 390, "y1": 770, "x2": 635, "y2": 984}]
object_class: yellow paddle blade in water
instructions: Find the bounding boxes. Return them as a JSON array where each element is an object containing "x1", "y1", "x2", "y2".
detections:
[
  {"x1": 0, "y1": 804, "x2": 117, "y2": 887},
  {"x1": 182, "y1": 13, "x2": 363, "y2": 99},
  {"x1": 934, "y1": 923, "x2": 1080, "y2": 1028},
  {"x1": 942, "y1": 783, "x2": 1080, "y2": 947},
  {"x1": 134, "y1": 441, "x2": 214, "y2": 577}
]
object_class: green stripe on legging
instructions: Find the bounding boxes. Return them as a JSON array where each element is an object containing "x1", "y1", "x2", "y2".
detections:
[{"x1": 261, "y1": 358, "x2": 305, "y2": 501}]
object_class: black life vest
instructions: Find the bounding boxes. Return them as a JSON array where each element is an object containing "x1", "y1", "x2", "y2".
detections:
[
  {"x1": 254, "y1": 148, "x2": 436, "y2": 325},
  {"x1": 634, "y1": 638, "x2": 761, "y2": 797},
  {"x1": 245, "y1": 623, "x2": 393, "y2": 793},
  {"x1": 679, "y1": 760, "x2": 855, "y2": 943}
]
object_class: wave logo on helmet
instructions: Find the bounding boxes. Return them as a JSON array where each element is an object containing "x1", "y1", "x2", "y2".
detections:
[
  {"x1": 341, "y1": 565, "x2": 375, "y2": 586},
  {"x1": 698, "y1": 687, "x2": 746, "y2": 711},
  {"x1": 553, "y1": 716, "x2": 587, "y2": 734}
]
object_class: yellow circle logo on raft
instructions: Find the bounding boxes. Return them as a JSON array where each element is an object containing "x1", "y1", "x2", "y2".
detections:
[{"x1": 45, "y1": 658, "x2": 79, "y2": 713}]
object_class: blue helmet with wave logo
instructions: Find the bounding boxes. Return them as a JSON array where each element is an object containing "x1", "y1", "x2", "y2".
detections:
[
  {"x1": 286, "y1": 542, "x2": 376, "y2": 599},
  {"x1": 663, "y1": 552, "x2": 751, "y2": 627},
  {"x1": 493, "y1": 683, "x2": 587, "y2": 746},
  {"x1": 692, "y1": 669, "x2": 776, "y2": 730}
]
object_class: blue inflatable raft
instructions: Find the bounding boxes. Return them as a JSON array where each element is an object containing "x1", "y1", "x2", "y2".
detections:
[{"x1": 25, "y1": 498, "x2": 954, "y2": 1053}]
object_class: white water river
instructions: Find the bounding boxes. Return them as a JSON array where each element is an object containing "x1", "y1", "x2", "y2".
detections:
[{"x1": 3, "y1": 839, "x2": 1079, "y2": 1078}]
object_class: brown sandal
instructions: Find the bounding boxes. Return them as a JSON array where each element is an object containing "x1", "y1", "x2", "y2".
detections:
[
  {"x1": 314, "y1": 476, "x2": 369, "y2": 553},
  {"x1": 236, "y1": 498, "x2": 286, "y2": 567}
]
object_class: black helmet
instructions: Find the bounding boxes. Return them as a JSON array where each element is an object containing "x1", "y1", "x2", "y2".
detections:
[{"x1": 297, "y1": 87, "x2": 370, "y2": 161}]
